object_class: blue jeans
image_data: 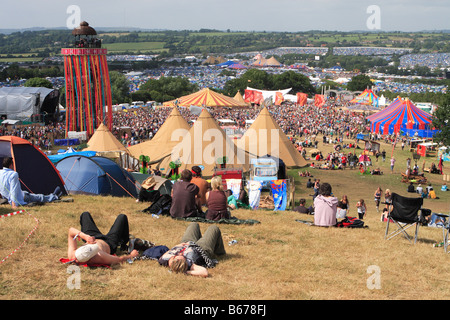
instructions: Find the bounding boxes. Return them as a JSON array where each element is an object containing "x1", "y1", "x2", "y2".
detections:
[
  {"x1": 23, "y1": 191, "x2": 59, "y2": 204},
  {"x1": 429, "y1": 213, "x2": 447, "y2": 226}
]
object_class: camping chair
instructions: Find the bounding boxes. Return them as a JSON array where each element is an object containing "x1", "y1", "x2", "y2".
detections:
[
  {"x1": 384, "y1": 193, "x2": 430, "y2": 244},
  {"x1": 436, "y1": 214, "x2": 450, "y2": 253}
]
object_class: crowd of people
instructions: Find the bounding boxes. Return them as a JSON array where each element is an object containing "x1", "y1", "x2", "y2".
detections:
[
  {"x1": 110, "y1": 100, "x2": 369, "y2": 149},
  {"x1": 0, "y1": 122, "x2": 65, "y2": 150}
]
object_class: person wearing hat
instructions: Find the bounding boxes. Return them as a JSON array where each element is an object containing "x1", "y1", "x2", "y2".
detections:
[
  {"x1": 137, "y1": 176, "x2": 160, "y2": 203},
  {"x1": 67, "y1": 212, "x2": 149, "y2": 265}
]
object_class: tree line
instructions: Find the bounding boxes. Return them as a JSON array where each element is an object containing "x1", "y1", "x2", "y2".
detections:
[{"x1": 1, "y1": 29, "x2": 449, "y2": 57}]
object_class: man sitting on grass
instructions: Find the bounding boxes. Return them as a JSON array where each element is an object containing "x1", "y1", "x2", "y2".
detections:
[{"x1": 0, "y1": 157, "x2": 62, "y2": 209}]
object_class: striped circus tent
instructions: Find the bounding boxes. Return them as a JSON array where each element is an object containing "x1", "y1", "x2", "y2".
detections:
[
  {"x1": 163, "y1": 88, "x2": 248, "y2": 108},
  {"x1": 366, "y1": 97, "x2": 436, "y2": 137},
  {"x1": 350, "y1": 89, "x2": 379, "y2": 107}
]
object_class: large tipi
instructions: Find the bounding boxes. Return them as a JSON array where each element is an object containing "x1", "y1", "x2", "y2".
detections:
[
  {"x1": 236, "y1": 107, "x2": 307, "y2": 167},
  {"x1": 165, "y1": 108, "x2": 250, "y2": 177},
  {"x1": 127, "y1": 107, "x2": 191, "y2": 165}
]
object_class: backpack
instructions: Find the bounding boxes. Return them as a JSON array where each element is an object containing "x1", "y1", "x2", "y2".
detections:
[
  {"x1": 142, "y1": 194, "x2": 172, "y2": 216},
  {"x1": 336, "y1": 216, "x2": 365, "y2": 228}
]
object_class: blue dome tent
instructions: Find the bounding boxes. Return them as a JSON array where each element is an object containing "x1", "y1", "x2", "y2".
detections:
[{"x1": 55, "y1": 155, "x2": 138, "y2": 197}]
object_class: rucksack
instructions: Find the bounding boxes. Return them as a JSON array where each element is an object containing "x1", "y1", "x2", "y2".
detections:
[
  {"x1": 336, "y1": 216, "x2": 365, "y2": 228},
  {"x1": 142, "y1": 194, "x2": 172, "y2": 216}
]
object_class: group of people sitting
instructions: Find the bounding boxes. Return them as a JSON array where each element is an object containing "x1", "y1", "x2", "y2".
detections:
[
  {"x1": 408, "y1": 182, "x2": 439, "y2": 199},
  {"x1": 138, "y1": 166, "x2": 248, "y2": 221}
]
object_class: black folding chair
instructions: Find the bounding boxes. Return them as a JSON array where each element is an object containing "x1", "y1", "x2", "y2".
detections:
[{"x1": 385, "y1": 193, "x2": 429, "y2": 244}]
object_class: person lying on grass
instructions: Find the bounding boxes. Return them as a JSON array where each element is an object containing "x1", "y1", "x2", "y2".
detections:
[
  {"x1": 67, "y1": 211, "x2": 151, "y2": 266},
  {"x1": 158, "y1": 222, "x2": 226, "y2": 277}
]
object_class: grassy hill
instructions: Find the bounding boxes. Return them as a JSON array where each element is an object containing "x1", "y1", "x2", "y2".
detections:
[
  {"x1": 0, "y1": 134, "x2": 449, "y2": 301},
  {"x1": 0, "y1": 29, "x2": 449, "y2": 62}
]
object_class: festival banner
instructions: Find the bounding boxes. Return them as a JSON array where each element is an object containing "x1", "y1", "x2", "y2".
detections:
[
  {"x1": 271, "y1": 180, "x2": 287, "y2": 211},
  {"x1": 274, "y1": 92, "x2": 284, "y2": 106},
  {"x1": 254, "y1": 91, "x2": 264, "y2": 105},
  {"x1": 296, "y1": 92, "x2": 308, "y2": 106},
  {"x1": 314, "y1": 94, "x2": 325, "y2": 108},
  {"x1": 244, "y1": 89, "x2": 254, "y2": 103}
]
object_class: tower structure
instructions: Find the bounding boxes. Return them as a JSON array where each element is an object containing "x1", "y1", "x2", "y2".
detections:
[{"x1": 61, "y1": 21, "x2": 112, "y2": 136}]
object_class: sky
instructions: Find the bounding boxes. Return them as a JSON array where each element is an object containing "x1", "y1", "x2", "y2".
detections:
[{"x1": 0, "y1": 0, "x2": 448, "y2": 32}]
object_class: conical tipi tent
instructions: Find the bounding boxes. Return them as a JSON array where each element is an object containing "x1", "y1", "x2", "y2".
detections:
[
  {"x1": 163, "y1": 88, "x2": 248, "y2": 108},
  {"x1": 164, "y1": 108, "x2": 250, "y2": 177},
  {"x1": 236, "y1": 107, "x2": 307, "y2": 168},
  {"x1": 253, "y1": 56, "x2": 282, "y2": 67},
  {"x1": 84, "y1": 122, "x2": 130, "y2": 154},
  {"x1": 127, "y1": 107, "x2": 191, "y2": 164},
  {"x1": 233, "y1": 91, "x2": 250, "y2": 106},
  {"x1": 265, "y1": 56, "x2": 282, "y2": 66}
]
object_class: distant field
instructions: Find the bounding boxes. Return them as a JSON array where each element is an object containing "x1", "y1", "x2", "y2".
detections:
[
  {"x1": 0, "y1": 56, "x2": 41, "y2": 63},
  {"x1": 103, "y1": 41, "x2": 167, "y2": 53}
]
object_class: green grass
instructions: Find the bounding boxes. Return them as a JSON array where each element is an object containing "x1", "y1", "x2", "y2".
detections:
[
  {"x1": 0, "y1": 135, "x2": 449, "y2": 301},
  {"x1": 0, "y1": 56, "x2": 42, "y2": 63},
  {"x1": 103, "y1": 41, "x2": 167, "y2": 53}
]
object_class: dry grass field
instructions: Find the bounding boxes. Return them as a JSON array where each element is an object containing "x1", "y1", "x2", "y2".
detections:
[{"x1": 0, "y1": 136, "x2": 449, "y2": 302}]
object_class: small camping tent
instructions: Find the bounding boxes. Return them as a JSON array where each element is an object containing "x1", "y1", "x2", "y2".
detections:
[
  {"x1": 0, "y1": 136, "x2": 67, "y2": 195},
  {"x1": 55, "y1": 155, "x2": 138, "y2": 197}
]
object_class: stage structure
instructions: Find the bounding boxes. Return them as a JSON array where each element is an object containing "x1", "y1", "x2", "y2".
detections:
[{"x1": 61, "y1": 21, "x2": 112, "y2": 136}]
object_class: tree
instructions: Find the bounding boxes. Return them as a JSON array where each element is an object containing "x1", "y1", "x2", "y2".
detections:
[
  {"x1": 346, "y1": 74, "x2": 373, "y2": 92},
  {"x1": 272, "y1": 71, "x2": 315, "y2": 96},
  {"x1": 23, "y1": 77, "x2": 53, "y2": 89},
  {"x1": 138, "y1": 76, "x2": 198, "y2": 103},
  {"x1": 431, "y1": 92, "x2": 450, "y2": 146},
  {"x1": 109, "y1": 71, "x2": 131, "y2": 105},
  {"x1": 239, "y1": 69, "x2": 273, "y2": 90}
]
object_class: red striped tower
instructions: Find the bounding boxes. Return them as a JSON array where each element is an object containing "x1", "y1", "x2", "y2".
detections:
[{"x1": 61, "y1": 21, "x2": 112, "y2": 137}]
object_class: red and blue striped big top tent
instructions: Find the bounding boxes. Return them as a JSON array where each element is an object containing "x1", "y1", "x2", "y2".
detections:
[{"x1": 366, "y1": 97, "x2": 437, "y2": 138}]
